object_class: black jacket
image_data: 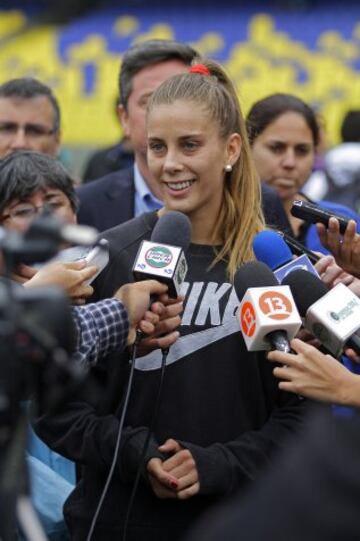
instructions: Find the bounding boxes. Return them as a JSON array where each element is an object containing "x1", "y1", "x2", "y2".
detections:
[{"x1": 35, "y1": 212, "x2": 305, "y2": 541}]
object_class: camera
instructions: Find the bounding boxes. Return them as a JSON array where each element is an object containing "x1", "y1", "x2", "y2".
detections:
[{"x1": 0, "y1": 212, "x2": 96, "y2": 540}]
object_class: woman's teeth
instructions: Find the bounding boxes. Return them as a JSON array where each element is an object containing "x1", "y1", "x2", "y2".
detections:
[{"x1": 168, "y1": 180, "x2": 193, "y2": 191}]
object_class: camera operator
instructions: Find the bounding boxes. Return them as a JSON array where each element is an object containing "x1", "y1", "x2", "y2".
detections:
[
  {"x1": 0, "y1": 150, "x2": 102, "y2": 539},
  {"x1": 0, "y1": 151, "x2": 98, "y2": 303}
]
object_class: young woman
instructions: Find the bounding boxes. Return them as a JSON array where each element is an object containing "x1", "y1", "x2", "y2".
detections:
[
  {"x1": 246, "y1": 93, "x2": 360, "y2": 254},
  {"x1": 35, "y1": 61, "x2": 305, "y2": 541}
]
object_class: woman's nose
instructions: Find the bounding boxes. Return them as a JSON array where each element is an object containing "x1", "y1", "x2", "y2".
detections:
[
  {"x1": 163, "y1": 149, "x2": 183, "y2": 173},
  {"x1": 282, "y1": 148, "x2": 296, "y2": 168}
]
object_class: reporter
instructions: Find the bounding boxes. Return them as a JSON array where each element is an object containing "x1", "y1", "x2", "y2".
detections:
[
  {"x1": 247, "y1": 93, "x2": 360, "y2": 254},
  {"x1": 268, "y1": 338, "x2": 360, "y2": 405}
]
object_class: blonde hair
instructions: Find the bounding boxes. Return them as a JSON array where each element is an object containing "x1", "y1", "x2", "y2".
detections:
[{"x1": 147, "y1": 59, "x2": 264, "y2": 280}]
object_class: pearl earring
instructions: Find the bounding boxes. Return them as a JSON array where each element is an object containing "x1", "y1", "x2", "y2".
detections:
[{"x1": 224, "y1": 164, "x2": 232, "y2": 173}]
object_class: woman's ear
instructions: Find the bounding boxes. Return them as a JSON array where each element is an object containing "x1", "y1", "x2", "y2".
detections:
[{"x1": 226, "y1": 133, "x2": 242, "y2": 167}]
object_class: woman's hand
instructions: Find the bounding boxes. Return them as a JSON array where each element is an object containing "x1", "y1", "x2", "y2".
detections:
[
  {"x1": 159, "y1": 439, "x2": 200, "y2": 500},
  {"x1": 135, "y1": 294, "x2": 183, "y2": 356},
  {"x1": 23, "y1": 259, "x2": 97, "y2": 304},
  {"x1": 317, "y1": 218, "x2": 360, "y2": 279},
  {"x1": 147, "y1": 439, "x2": 200, "y2": 500},
  {"x1": 268, "y1": 338, "x2": 360, "y2": 406},
  {"x1": 315, "y1": 254, "x2": 355, "y2": 289}
]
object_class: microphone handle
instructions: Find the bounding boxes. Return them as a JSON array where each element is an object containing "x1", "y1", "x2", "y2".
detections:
[{"x1": 266, "y1": 330, "x2": 291, "y2": 353}]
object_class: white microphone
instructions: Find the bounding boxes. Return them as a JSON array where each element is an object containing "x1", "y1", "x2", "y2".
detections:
[
  {"x1": 235, "y1": 262, "x2": 302, "y2": 352},
  {"x1": 132, "y1": 211, "x2": 191, "y2": 298},
  {"x1": 282, "y1": 269, "x2": 360, "y2": 357},
  {"x1": 253, "y1": 230, "x2": 319, "y2": 283},
  {"x1": 59, "y1": 223, "x2": 98, "y2": 246}
]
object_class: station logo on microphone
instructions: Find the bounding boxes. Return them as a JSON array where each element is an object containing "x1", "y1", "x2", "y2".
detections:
[
  {"x1": 145, "y1": 246, "x2": 173, "y2": 268},
  {"x1": 259, "y1": 291, "x2": 293, "y2": 320},
  {"x1": 241, "y1": 302, "x2": 256, "y2": 337}
]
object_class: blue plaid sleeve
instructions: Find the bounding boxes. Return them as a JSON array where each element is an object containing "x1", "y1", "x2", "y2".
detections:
[{"x1": 71, "y1": 299, "x2": 129, "y2": 367}]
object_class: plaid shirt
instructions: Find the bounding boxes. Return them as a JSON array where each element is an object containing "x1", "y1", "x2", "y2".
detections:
[{"x1": 72, "y1": 298, "x2": 129, "y2": 367}]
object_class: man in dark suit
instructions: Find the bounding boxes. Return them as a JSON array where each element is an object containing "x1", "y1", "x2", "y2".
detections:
[{"x1": 77, "y1": 39, "x2": 290, "y2": 234}]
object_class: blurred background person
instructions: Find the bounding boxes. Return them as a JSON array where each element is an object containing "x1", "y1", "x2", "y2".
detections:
[
  {"x1": 0, "y1": 78, "x2": 60, "y2": 158},
  {"x1": 81, "y1": 97, "x2": 134, "y2": 182},
  {"x1": 246, "y1": 93, "x2": 360, "y2": 255}
]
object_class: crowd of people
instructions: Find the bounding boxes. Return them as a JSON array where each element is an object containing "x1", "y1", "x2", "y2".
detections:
[{"x1": 0, "y1": 37, "x2": 359, "y2": 541}]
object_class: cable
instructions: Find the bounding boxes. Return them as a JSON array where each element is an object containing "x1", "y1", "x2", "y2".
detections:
[
  {"x1": 85, "y1": 340, "x2": 139, "y2": 541},
  {"x1": 121, "y1": 347, "x2": 169, "y2": 541}
]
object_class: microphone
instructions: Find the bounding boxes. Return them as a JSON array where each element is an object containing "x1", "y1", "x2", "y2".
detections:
[
  {"x1": 253, "y1": 230, "x2": 319, "y2": 283},
  {"x1": 282, "y1": 269, "x2": 360, "y2": 357},
  {"x1": 235, "y1": 261, "x2": 302, "y2": 352},
  {"x1": 0, "y1": 214, "x2": 99, "y2": 266},
  {"x1": 25, "y1": 212, "x2": 98, "y2": 246},
  {"x1": 132, "y1": 211, "x2": 191, "y2": 298}
]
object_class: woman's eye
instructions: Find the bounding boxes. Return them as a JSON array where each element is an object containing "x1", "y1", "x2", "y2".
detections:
[
  {"x1": 268, "y1": 144, "x2": 284, "y2": 154},
  {"x1": 149, "y1": 142, "x2": 165, "y2": 152},
  {"x1": 296, "y1": 146, "x2": 311, "y2": 156},
  {"x1": 183, "y1": 141, "x2": 198, "y2": 150}
]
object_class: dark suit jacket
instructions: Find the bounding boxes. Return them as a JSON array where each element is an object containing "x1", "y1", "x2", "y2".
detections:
[
  {"x1": 77, "y1": 167, "x2": 291, "y2": 234},
  {"x1": 77, "y1": 168, "x2": 135, "y2": 232}
]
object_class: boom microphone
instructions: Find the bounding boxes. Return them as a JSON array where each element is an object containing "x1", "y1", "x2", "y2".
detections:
[
  {"x1": 282, "y1": 269, "x2": 360, "y2": 357},
  {"x1": 235, "y1": 261, "x2": 302, "y2": 352},
  {"x1": 253, "y1": 230, "x2": 318, "y2": 283},
  {"x1": 132, "y1": 211, "x2": 191, "y2": 298}
]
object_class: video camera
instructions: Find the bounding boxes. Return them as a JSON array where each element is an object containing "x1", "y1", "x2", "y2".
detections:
[{"x1": 0, "y1": 212, "x2": 98, "y2": 541}]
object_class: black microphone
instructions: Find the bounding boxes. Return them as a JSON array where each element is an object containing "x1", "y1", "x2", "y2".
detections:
[
  {"x1": 234, "y1": 261, "x2": 301, "y2": 352},
  {"x1": 133, "y1": 211, "x2": 191, "y2": 298},
  {"x1": 282, "y1": 269, "x2": 360, "y2": 357}
]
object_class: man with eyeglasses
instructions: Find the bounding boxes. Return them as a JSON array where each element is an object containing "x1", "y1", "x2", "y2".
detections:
[{"x1": 0, "y1": 78, "x2": 60, "y2": 158}]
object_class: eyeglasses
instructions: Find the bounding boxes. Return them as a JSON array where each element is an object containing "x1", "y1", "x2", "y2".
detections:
[
  {"x1": 0, "y1": 122, "x2": 56, "y2": 139},
  {"x1": 2, "y1": 199, "x2": 69, "y2": 224}
]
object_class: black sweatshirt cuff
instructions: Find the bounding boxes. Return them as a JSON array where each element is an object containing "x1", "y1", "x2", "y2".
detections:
[
  {"x1": 177, "y1": 440, "x2": 232, "y2": 496},
  {"x1": 120, "y1": 428, "x2": 164, "y2": 483}
]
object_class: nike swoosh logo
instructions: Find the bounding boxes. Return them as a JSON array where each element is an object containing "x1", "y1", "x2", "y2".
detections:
[{"x1": 135, "y1": 316, "x2": 240, "y2": 371}]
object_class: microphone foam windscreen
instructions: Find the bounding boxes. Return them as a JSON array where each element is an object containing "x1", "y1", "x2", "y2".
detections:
[
  {"x1": 281, "y1": 269, "x2": 329, "y2": 316},
  {"x1": 234, "y1": 260, "x2": 278, "y2": 302},
  {"x1": 253, "y1": 230, "x2": 293, "y2": 270},
  {"x1": 151, "y1": 211, "x2": 191, "y2": 252}
]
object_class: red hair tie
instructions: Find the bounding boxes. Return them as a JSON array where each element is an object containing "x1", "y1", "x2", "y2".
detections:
[{"x1": 189, "y1": 64, "x2": 210, "y2": 76}]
